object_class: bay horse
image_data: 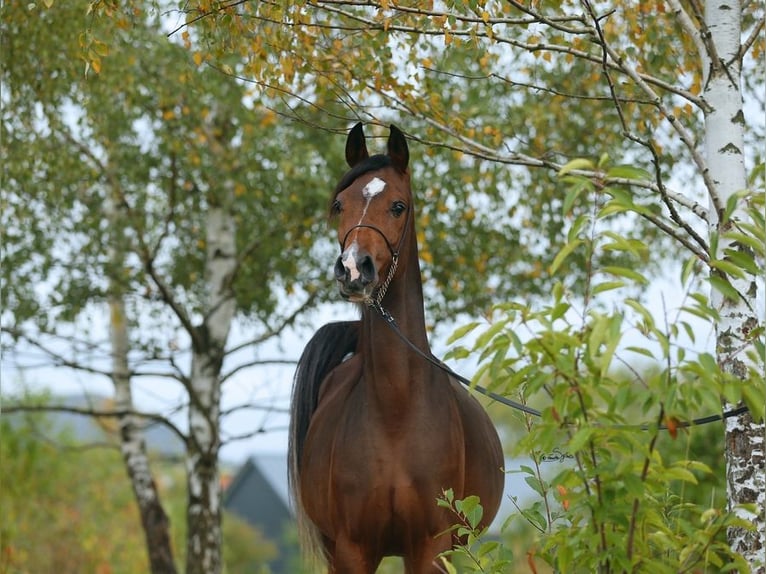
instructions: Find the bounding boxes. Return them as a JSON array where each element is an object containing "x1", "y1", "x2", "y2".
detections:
[{"x1": 288, "y1": 123, "x2": 504, "y2": 573}]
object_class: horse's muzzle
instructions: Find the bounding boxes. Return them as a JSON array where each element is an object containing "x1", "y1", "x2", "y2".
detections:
[{"x1": 334, "y1": 250, "x2": 377, "y2": 300}]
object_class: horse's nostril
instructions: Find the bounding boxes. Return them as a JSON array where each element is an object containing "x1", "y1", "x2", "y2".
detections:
[
  {"x1": 334, "y1": 257, "x2": 347, "y2": 281},
  {"x1": 359, "y1": 255, "x2": 375, "y2": 285}
]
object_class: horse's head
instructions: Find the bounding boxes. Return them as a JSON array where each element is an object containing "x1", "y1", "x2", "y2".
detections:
[{"x1": 331, "y1": 123, "x2": 412, "y2": 303}]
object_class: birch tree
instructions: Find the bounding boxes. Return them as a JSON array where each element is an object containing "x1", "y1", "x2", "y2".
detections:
[
  {"x1": 703, "y1": 1, "x2": 764, "y2": 565},
  {"x1": 2, "y1": 2, "x2": 343, "y2": 572},
  {"x1": 106, "y1": 191, "x2": 177, "y2": 573}
]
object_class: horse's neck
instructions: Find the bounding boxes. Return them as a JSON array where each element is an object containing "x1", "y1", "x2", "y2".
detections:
[{"x1": 358, "y1": 257, "x2": 434, "y2": 414}]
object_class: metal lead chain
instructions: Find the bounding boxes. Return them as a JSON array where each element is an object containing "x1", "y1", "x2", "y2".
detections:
[{"x1": 367, "y1": 253, "x2": 399, "y2": 310}]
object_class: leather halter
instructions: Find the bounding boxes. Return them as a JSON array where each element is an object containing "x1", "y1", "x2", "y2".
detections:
[{"x1": 338, "y1": 208, "x2": 411, "y2": 306}]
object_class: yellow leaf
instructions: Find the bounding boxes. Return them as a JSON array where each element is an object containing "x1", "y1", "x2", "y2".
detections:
[
  {"x1": 91, "y1": 58, "x2": 101, "y2": 74},
  {"x1": 260, "y1": 110, "x2": 277, "y2": 127},
  {"x1": 193, "y1": 52, "x2": 203, "y2": 67}
]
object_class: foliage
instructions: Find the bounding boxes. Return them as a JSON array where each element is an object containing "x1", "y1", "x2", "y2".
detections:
[
  {"x1": 437, "y1": 488, "x2": 515, "y2": 573},
  {"x1": 168, "y1": 0, "x2": 764, "y2": 319},
  {"x1": 0, "y1": 407, "x2": 149, "y2": 573},
  {"x1": 2, "y1": 0, "x2": 346, "y2": 345},
  {"x1": 0, "y1": 400, "x2": 278, "y2": 573},
  {"x1": 443, "y1": 180, "x2": 765, "y2": 571}
]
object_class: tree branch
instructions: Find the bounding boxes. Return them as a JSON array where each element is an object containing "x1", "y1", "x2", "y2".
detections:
[
  {"x1": 1, "y1": 403, "x2": 189, "y2": 447},
  {"x1": 739, "y1": 14, "x2": 765, "y2": 61},
  {"x1": 666, "y1": 0, "x2": 708, "y2": 67}
]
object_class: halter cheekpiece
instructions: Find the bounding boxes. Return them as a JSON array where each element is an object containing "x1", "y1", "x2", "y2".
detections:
[{"x1": 338, "y1": 208, "x2": 411, "y2": 308}]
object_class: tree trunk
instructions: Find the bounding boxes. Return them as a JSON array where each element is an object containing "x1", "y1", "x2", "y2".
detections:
[
  {"x1": 185, "y1": 204, "x2": 237, "y2": 574},
  {"x1": 107, "y1": 196, "x2": 177, "y2": 574},
  {"x1": 704, "y1": 0, "x2": 765, "y2": 570},
  {"x1": 110, "y1": 298, "x2": 178, "y2": 574}
]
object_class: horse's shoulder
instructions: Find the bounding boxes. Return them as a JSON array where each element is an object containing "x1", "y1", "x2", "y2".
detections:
[
  {"x1": 317, "y1": 353, "x2": 363, "y2": 405},
  {"x1": 447, "y1": 377, "x2": 496, "y2": 422}
]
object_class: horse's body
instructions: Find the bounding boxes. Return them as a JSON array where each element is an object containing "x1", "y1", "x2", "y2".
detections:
[{"x1": 289, "y1": 124, "x2": 504, "y2": 574}]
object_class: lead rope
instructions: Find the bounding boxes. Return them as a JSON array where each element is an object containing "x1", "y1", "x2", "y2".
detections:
[{"x1": 368, "y1": 302, "x2": 749, "y2": 430}]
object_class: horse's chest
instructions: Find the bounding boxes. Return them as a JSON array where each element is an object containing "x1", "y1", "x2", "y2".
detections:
[
  {"x1": 303, "y1": 385, "x2": 463, "y2": 539},
  {"x1": 327, "y1": 437, "x2": 458, "y2": 545}
]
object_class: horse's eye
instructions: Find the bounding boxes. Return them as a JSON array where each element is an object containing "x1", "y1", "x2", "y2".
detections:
[
  {"x1": 331, "y1": 199, "x2": 342, "y2": 216},
  {"x1": 391, "y1": 201, "x2": 407, "y2": 218}
]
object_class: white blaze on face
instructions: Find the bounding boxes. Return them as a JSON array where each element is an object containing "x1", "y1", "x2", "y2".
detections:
[
  {"x1": 340, "y1": 177, "x2": 387, "y2": 282},
  {"x1": 357, "y1": 177, "x2": 387, "y2": 224},
  {"x1": 362, "y1": 177, "x2": 386, "y2": 199},
  {"x1": 341, "y1": 240, "x2": 360, "y2": 281}
]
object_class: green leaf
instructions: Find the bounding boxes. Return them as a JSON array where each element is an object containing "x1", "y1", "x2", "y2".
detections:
[
  {"x1": 474, "y1": 319, "x2": 508, "y2": 351},
  {"x1": 709, "y1": 258, "x2": 747, "y2": 279},
  {"x1": 601, "y1": 265, "x2": 649, "y2": 285},
  {"x1": 722, "y1": 248, "x2": 760, "y2": 275},
  {"x1": 724, "y1": 231, "x2": 766, "y2": 255},
  {"x1": 524, "y1": 475, "x2": 545, "y2": 496},
  {"x1": 606, "y1": 164, "x2": 652, "y2": 181},
  {"x1": 722, "y1": 192, "x2": 744, "y2": 223},
  {"x1": 597, "y1": 202, "x2": 632, "y2": 218},
  {"x1": 447, "y1": 321, "x2": 481, "y2": 345},
  {"x1": 709, "y1": 274, "x2": 741, "y2": 301},
  {"x1": 591, "y1": 280, "x2": 625, "y2": 295},
  {"x1": 626, "y1": 346, "x2": 655, "y2": 359},
  {"x1": 742, "y1": 384, "x2": 766, "y2": 423},
  {"x1": 680, "y1": 255, "x2": 699, "y2": 286},
  {"x1": 444, "y1": 346, "x2": 470, "y2": 360},
  {"x1": 567, "y1": 213, "x2": 590, "y2": 242},
  {"x1": 550, "y1": 239, "x2": 582, "y2": 275},
  {"x1": 455, "y1": 495, "x2": 483, "y2": 528},
  {"x1": 562, "y1": 185, "x2": 583, "y2": 215},
  {"x1": 665, "y1": 466, "x2": 698, "y2": 484},
  {"x1": 568, "y1": 427, "x2": 595, "y2": 452},
  {"x1": 558, "y1": 158, "x2": 594, "y2": 176}
]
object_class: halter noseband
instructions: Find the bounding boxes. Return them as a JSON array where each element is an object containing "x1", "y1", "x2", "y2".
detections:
[{"x1": 339, "y1": 209, "x2": 411, "y2": 307}]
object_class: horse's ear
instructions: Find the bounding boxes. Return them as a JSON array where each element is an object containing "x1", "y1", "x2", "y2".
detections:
[
  {"x1": 345, "y1": 122, "x2": 369, "y2": 168},
  {"x1": 387, "y1": 125, "x2": 409, "y2": 173}
]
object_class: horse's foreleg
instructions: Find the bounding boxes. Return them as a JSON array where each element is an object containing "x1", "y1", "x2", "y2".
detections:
[
  {"x1": 403, "y1": 535, "x2": 454, "y2": 574},
  {"x1": 326, "y1": 535, "x2": 381, "y2": 574}
]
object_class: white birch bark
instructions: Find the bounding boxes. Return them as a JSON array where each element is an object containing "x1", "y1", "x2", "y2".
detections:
[
  {"x1": 704, "y1": 1, "x2": 765, "y2": 570},
  {"x1": 110, "y1": 296, "x2": 177, "y2": 574},
  {"x1": 184, "y1": 156, "x2": 238, "y2": 574},
  {"x1": 106, "y1": 196, "x2": 177, "y2": 574}
]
